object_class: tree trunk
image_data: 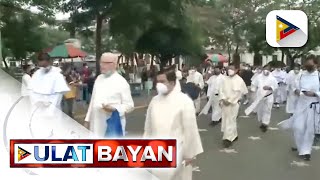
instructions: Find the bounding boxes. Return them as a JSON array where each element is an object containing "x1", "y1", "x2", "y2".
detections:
[
  {"x1": 286, "y1": 52, "x2": 294, "y2": 70},
  {"x1": 151, "y1": 55, "x2": 155, "y2": 66},
  {"x1": 227, "y1": 42, "x2": 231, "y2": 63},
  {"x1": 233, "y1": 44, "x2": 240, "y2": 68},
  {"x1": 95, "y1": 14, "x2": 103, "y2": 75},
  {"x1": 70, "y1": 26, "x2": 76, "y2": 38},
  {"x1": 253, "y1": 53, "x2": 262, "y2": 66}
]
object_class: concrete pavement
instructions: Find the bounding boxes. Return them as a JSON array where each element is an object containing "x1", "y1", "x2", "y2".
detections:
[{"x1": 74, "y1": 93, "x2": 320, "y2": 180}]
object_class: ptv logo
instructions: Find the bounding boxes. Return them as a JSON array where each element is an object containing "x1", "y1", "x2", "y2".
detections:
[
  {"x1": 17, "y1": 146, "x2": 31, "y2": 162},
  {"x1": 12, "y1": 143, "x2": 94, "y2": 165}
]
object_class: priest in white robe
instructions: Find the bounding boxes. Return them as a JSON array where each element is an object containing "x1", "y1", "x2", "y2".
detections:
[
  {"x1": 285, "y1": 56, "x2": 320, "y2": 161},
  {"x1": 29, "y1": 53, "x2": 70, "y2": 113},
  {"x1": 28, "y1": 53, "x2": 70, "y2": 137},
  {"x1": 144, "y1": 66, "x2": 203, "y2": 180},
  {"x1": 250, "y1": 67, "x2": 262, "y2": 113},
  {"x1": 248, "y1": 65, "x2": 278, "y2": 132},
  {"x1": 200, "y1": 67, "x2": 224, "y2": 126},
  {"x1": 285, "y1": 66, "x2": 301, "y2": 115},
  {"x1": 272, "y1": 67, "x2": 287, "y2": 108},
  {"x1": 219, "y1": 64, "x2": 248, "y2": 148},
  {"x1": 186, "y1": 67, "x2": 204, "y2": 114},
  {"x1": 84, "y1": 53, "x2": 134, "y2": 137}
]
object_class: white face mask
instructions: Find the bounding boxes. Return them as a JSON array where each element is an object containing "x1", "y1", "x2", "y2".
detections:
[
  {"x1": 189, "y1": 70, "x2": 196, "y2": 74},
  {"x1": 156, "y1": 83, "x2": 168, "y2": 95},
  {"x1": 257, "y1": 69, "x2": 262, "y2": 73},
  {"x1": 103, "y1": 70, "x2": 114, "y2": 78},
  {"x1": 228, "y1": 69, "x2": 235, "y2": 76},
  {"x1": 41, "y1": 66, "x2": 52, "y2": 73},
  {"x1": 294, "y1": 70, "x2": 300, "y2": 74},
  {"x1": 263, "y1": 70, "x2": 270, "y2": 76}
]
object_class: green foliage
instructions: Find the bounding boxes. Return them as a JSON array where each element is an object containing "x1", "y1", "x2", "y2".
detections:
[
  {"x1": 110, "y1": 0, "x2": 205, "y2": 66},
  {"x1": 1, "y1": 12, "x2": 45, "y2": 59},
  {"x1": 0, "y1": 0, "x2": 69, "y2": 62}
]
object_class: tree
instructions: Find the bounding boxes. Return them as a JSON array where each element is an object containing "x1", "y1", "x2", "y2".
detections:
[
  {"x1": 0, "y1": 0, "x2": 62, "y2": 68},
  {"x1": 110, "y1": 0, "x2": 204, "y2": 69},
  {"x1": 135, "y1": 23, "x2": 204, "y2": 68},
  {"x1": 62, "y1": 0, "x2": 113, "y2": 74}
]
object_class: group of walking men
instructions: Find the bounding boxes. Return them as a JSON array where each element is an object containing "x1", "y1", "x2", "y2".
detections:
[
  {"x1": 198, "y1": 55, "x2": 320, "y2": 161},
  {"x1": 20, "y1": 51, "x2": 320, "y2": 180}
]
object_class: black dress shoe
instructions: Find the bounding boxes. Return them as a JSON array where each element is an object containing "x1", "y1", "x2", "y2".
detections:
[
  {"x1": 291, "y1": 147, "x2": 298, "y2": 152},
  {"x1": 196, "y1": 112, "x2": 200, "y2": 116},
  {"x1": 303, "y1": 154, "x2": 311, "y2": 161},
  {"x1": 233, "y1": 136, "x2": 239, "y2": 142},
  {"x1": 209, "y1": 121, "x2": 216, "y2": 126},
  {"x1": 260, "y1": 124, "x2": 268, "y2": 132},
  {"x1": 223, "y1": 140, "x2": 232, "y2": 148}
]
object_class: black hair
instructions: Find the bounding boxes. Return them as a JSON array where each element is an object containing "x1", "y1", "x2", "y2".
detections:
[
  {"x1": 305, "y1": 54, "x2": 318, "y2": 64},
  {"x1": 157, "y1": 65, "x2": 176, "y2": 83},
  {"x1": 22, "y1": 64, "x2": 30, "y2": 72},
  {"x1": 228, "y1": 63, "x2": 237, "y2": 68},
  {"x1": 263, "y1": 64, "x2": 271, "y2": 69},
  {"x1": 38, "y1": 53, "x2": 51, "y2": 61},
  {"x1": 293, "y1": 64, "x2": 301, "y2": 69},
  {"x1": 83, "y1": 63, "x2": 87, "y2": 66}
]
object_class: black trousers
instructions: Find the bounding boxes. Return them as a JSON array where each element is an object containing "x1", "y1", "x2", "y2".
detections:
[{"x1": 63, "y1": 98, "x2": 74, "y2": 118}]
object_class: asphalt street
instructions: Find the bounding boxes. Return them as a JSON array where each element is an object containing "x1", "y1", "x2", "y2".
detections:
[{"x1": 75, "y1": 93, "x2": 320, "y2": 180}]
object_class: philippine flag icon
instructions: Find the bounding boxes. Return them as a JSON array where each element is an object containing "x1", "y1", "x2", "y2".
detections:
[
  {"x1": 17, "y1": 146, "x2": 31, "y2": 162},
  {"x1": 266, "y1": 10, "x2": 308, "y2": 47}
]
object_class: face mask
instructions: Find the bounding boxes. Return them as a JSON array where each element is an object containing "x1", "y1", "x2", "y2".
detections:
[
  {"x1": 228, "y1": 69, "x2": 235, "y2": 76},
  {"x1": 276, "y1": 68, "x2": 281, "y2": 71},
  {"x1": 263, "y1": 70, "x2": 270, "y2": 76},
  {"x1": 257, "y1": 69, "x2": 262, "y2": 73},
  {"x1": 190, "y1": 70, "x2": 196, "y2": 74},
  {"x1": 176, "y1": 73, "x2": 182, "y2": 80},
  {"x1": 156, "y1": 83, "x2": 168, "y2": 95},
  {"x1": 244, "y1": 67, "x2": 249, "y2": 70},
  {"x1": 103, "y1": 70, "x2": 113, "y2": 77},
  {"x1": 294, "y1": 70, "x2": 300, "y2": 74},
  {"x1": 41, "y1": 66, "x2": 52, "y2": 73}
]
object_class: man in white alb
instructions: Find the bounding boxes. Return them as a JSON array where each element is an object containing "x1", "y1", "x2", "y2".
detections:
[
  {"x1": 187, "y1": 66, "x2": 204, "y2": 115},
  {"x1": 85, "y1": 53, "x2": 134, "y2": 137},
  {"x1": 272, "y1": 66, "x2": 287, "y2": 108},
  {"x1": 219, "y1": 64, "x2": 248, "y2": 148},
  {"x1": 285, "y1": 65, "x2": 301, "y2": 115},
  {"x1": 200, "y1": 66, "x2": 224, "y2": 126},
  {"x1": 144, "y1": 66, "x2": 203, "y2": 180},
  {"x1": 248, "y1": 65, "x2": 278, "y2": 132},
  {"x1": 28, "y1": 53, "x2": 70, "y2": 137},
  {"x1": 290, "y1": 56, "x2": 320, "y2": 161}
]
